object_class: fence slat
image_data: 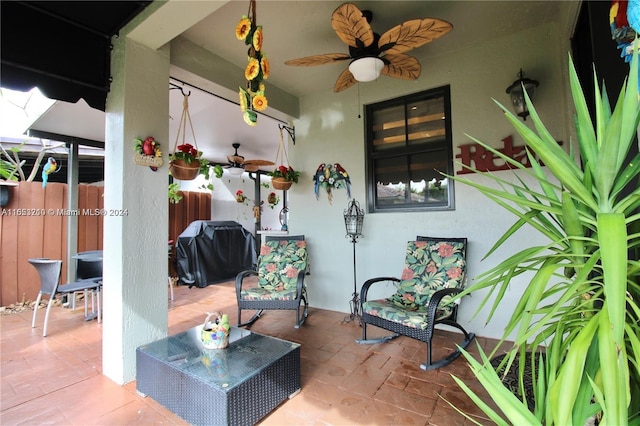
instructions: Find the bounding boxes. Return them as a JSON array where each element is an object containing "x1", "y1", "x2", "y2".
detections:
[{"x1": 1, "y1": 182, "x2": 209, "y2": 305}]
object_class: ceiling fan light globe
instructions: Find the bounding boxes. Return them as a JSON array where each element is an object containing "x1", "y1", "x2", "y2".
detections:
[
  {"x1": 228, "y1": 166, "x2": 244, "y2": 176},
  {"x1": 349, "y1": 57, "x2": 384, "y2": 82}
]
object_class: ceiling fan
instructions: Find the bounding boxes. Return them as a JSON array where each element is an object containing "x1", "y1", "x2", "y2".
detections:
[
  {"x1": 225, "y1": 143, "x2": 274, "y2": 174},
  {"x1": 285, "y1": 3, "x2": 453, "y2": 92}
]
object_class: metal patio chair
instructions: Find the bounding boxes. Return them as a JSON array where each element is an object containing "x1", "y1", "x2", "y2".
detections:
[
  {"x1": 236, "y1": 235, "x2": 309, "y2": 328},
  {"x1": 358, "y1": 237, "x2": 475, "y2": 370},
  {"x1": 29, "y1": 258, "x2": 102, "y2": 336}
]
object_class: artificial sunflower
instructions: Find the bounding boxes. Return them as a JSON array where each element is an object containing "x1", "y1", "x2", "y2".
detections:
[
  {"x1": 235, "y1": 1, "x2": 268, "y2": 127},
  {"x1": 252, "y1": 26, "x2": 263, "y2": 51},
  {"x1": 245, "y1": 58, "x2": 260, "y2": 81},
  {"x1": 252, "y1": 94, "x2": 267, "y2": 111},
  {"x1": 260, "y1": 56, "x2": 270, "y2": 79},
  {"x1": 235, "y1": 17, "x2": 252, "y2": 41}
]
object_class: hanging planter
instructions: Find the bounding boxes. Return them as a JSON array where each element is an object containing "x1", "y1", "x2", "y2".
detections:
[
  {"x1": 169, "y1": 92, "x2": 206, "y2": 181},
  {"x1": 271, "y1": 176, "x2": 293, "y2": 191},
  {"x1": 267, "y1": 127, "x2": 300, "y2": 191},
  {"x1": 169, "y1": 158, "x2": 200, "y2": 180}
]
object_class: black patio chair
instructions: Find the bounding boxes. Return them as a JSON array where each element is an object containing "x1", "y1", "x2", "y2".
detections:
[
  {"x1": 235, "y1": 235, "x2": 309, "y2": 328},
  {"x1": 358, "y1": 236, "x2": 475, "y2": 370},
  {"x1": 66, "y1": 250, "x2": 103, "y2": 319}
]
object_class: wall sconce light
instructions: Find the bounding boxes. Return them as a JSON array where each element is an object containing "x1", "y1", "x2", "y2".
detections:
[
  {"x1": 506, "y1": 68, "x2": 539, "y2": 121},
  {"x1": 349, "y1": 57, "x2": 384, "y2": 82},
  {"x1": 343, "y1": 198, "x2": 364, "y2": 323}
]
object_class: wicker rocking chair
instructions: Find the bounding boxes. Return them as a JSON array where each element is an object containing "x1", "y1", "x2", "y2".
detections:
[
  {"x1": 358, "y1": 237, "x2": 475, "y2": 370},
  {"x1": 236, "y1": 235, "x2": 309, "y2": 328}
]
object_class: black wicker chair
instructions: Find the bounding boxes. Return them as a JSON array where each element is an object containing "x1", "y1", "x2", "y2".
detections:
[
  {"x1": 358, "y1": 236, "x2": 475, "y2": 370},
  {"x1": 236, "y1": 235, "x2": 309, "y2": 328}
]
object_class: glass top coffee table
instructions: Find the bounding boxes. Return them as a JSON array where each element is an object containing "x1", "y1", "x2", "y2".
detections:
[{"x1": 136, "y1": 326, "x2": 300, "y2": 425}]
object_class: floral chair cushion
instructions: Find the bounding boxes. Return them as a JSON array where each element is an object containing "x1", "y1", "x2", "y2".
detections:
[
  {"x1": 362, "y1": 299, "x2": 454, "y2": 330},
  {"x1": 241, "y1": 239, "x2": 307, "y2": 301},
  {"x1": 240, "y1": 287, "x2": 297, "y2": 301},
  {"x1": 386, "y1": 240, "x2": 466, "y2": 312}
]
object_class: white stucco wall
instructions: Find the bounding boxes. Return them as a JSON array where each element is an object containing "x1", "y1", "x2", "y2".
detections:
[
  {"x1": 174, "y1": 19, "x2": 575, "y2": 342},
  {"x1": 279, "y1": 21, "x2": 572, "y2": 341}
]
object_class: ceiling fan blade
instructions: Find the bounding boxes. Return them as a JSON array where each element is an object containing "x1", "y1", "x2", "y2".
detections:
[
  {"x1": 244, "y1": 164, "x2": 259, "y2": 172},
  {"x1": 285, "y1": 53, "x2": 351, "y2": 67},
  {"x1": 381, "y1": 54, "x2": 421, "y2": 80},
  {"x1": 378, "y1": 18, "x2": 453, "y2": 55},
  {"x1": 244, "y1": 159, "x2": 275, "y2": 167},
  {"x1": 331, "y1": 3, "x2": 374, "y2": 49},
  {"x1": 333, "y1": 68, "x2": 357, "y2": 93}
]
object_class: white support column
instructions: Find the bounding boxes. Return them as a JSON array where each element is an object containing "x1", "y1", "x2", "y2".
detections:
[
  {"x1": 66, "y1": 142, "x2": 79, "y2": 281},
  {"x1": 103, "y1": 35, "x2": 170, "y2": 384}
]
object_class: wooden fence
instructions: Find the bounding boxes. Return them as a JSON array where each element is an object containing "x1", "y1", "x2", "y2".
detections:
[{"x1": 0, "y1": 182, "x2": 210, "y2": 306}]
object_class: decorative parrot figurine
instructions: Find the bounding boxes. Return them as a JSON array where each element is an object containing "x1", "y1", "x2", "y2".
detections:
[
  {"x1": 313, "y1": 162, "x2": 352, "y2": 204},
  {"x1": 313, "y1": 163, "x2": 326, "y2": 199},
  {"x1": 41, "y1": 157, "x2": 57, "y2": 188},
  {"x1": 611, "y1": 1, "x2": 640, "y2": 61},
  {"x1": 628, "y1": 0, "x2": 640, "y2": 32},
  {"x1": 333, "y1": 163, "x2": 351, "y2": 199}
]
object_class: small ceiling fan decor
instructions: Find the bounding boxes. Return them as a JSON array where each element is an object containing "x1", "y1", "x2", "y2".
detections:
[
  {"x1": 225, "y1": 143, "x2": 274, "y2": 175},
  {"x1": 285, "y1": 3, "x2": 453, "y2": 92},
  {"x1": 236, "y1": 0, "x2": 270, "y2": 126}
]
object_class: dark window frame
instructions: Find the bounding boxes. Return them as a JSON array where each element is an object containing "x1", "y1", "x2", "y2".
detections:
[{"x1": 365, "y1": 85, "x2": 455, "y2": 213}]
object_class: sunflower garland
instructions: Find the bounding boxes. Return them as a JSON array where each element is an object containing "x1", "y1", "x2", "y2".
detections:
[{"x1": 236, "y1": 0, "x2": 268, "y2": 126}]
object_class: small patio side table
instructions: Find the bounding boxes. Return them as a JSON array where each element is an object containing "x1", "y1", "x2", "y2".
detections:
[{"x1": 136, "y1": 326, "x2": 300, "y2": 425}]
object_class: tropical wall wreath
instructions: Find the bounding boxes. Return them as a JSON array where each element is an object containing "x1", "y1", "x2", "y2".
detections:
[
  {"x1": 236, "y1": 0, "x2": 269, "y2": 126},
  {"x1": 313, "y1": 162, "x2": 351, "y2": 204}
]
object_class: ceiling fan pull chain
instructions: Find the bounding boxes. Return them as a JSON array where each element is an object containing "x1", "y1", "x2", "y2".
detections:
[{"x1": 357, "y1": 83, "x2": 361, "y2": 119}]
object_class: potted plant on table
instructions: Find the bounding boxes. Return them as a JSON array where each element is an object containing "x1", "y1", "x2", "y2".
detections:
[
  {"x1": 449, "y1": 51, "x2": 640, "y2": 425},
  {"x1": 268, "y1": 165, "x2": 300, "y2": 191}
]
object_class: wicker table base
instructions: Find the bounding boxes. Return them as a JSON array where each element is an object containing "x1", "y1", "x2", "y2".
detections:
[{"x1": 136, "y1": 326, "x2": 300, "y2": 425}]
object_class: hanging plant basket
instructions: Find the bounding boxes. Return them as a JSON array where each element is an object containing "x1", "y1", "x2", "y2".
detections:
[
  {"x1": 268, "y1": 127, "x2": 298, "y2": 191},
  {"x1": 169, "y1": 92, "x2": 203, "y2": 181},
  {"x1": 169, "y1": 159, "x2": 200, "y2": 180},
  {"x1": 271, "y1": 176, "x2": 293, "y2": 191}
]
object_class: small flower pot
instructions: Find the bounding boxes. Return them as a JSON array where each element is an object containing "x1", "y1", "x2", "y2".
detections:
[
  {"x1": 272, "y1": 177, "x2": 293, "y2": 191},
  {"x1": 169, "y1": 159, "x2": 199, "y2": 180}
]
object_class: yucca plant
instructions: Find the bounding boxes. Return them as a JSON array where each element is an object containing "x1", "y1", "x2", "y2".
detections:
[{"x1": 448, "y1": 49, "x2": 640, "y2": 425}]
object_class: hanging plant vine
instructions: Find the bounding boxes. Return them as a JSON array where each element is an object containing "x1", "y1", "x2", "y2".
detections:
[{"x1": 236, "y1": 0, "x2": 269, "y2": 126}]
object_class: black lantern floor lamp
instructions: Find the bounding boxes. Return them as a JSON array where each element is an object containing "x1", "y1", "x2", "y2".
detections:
[{"x1": 343, "y1": 198, "x2": 364, "y2": 323}]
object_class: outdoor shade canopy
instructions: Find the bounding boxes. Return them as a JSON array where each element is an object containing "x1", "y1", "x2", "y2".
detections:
[{"x1": 0, "y1": 1, "x2": 151, "y2": 111}]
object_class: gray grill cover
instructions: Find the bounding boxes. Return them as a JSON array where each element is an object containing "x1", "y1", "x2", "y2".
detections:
[{"x1": 176, "y1": 221, "x2": 256, "y2": 287}]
